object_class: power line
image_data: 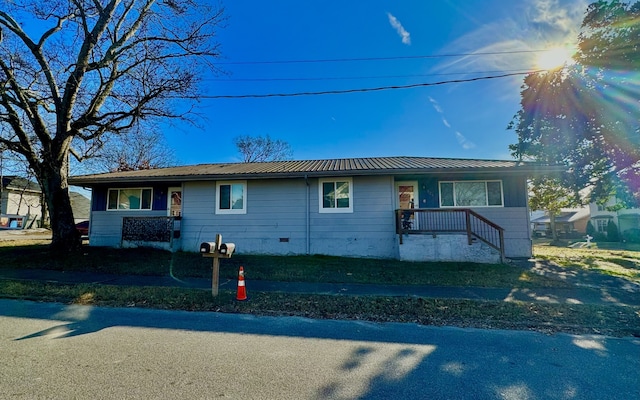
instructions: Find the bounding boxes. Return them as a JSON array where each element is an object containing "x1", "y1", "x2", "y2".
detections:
[
  {"x1": 195, "y1": 70, "x2": 543, "y2": 99},
  {"x1": 217, "y1": 50, "x2": 547, "y2": 65},
  {"x1": 207, "y1": 69, "x2": 535, "y2": 82}
]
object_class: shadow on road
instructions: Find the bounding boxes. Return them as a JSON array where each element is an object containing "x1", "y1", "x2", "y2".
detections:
[{"x1": 2, "y1": 298, "x2": 639, "y2": 400}]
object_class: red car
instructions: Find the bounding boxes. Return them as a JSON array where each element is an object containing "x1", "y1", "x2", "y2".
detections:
[{"x1": 75, "y1": 220, "x2": 89, "y2": 236}]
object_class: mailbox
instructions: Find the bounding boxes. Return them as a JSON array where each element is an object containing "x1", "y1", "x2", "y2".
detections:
[
  {"x1": 218, "y1": 243, "x2": 235, "y2": 257},
  {"x1": 200, "y1": 242, "x2": 218, "y2": 253}
]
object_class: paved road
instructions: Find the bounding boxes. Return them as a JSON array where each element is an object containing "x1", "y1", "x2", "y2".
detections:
[{"x1": 1, "y1": 299, "x2": 638, "y2": 400}]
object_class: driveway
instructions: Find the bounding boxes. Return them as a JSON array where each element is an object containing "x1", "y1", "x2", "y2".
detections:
[{"x1": 0, "y1": 228, "x2": 51, "y2": 241}]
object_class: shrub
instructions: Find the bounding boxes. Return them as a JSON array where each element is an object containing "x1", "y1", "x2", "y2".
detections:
[
  {"x1": 586, "y1": 220, "x2": 595, "y2": 236},
  {"x1": 623, "y1": 228, "x2": 640, "y2": 244},
  {"x1": 606, "y1": 220, "x2": 620, "y2": 242}
]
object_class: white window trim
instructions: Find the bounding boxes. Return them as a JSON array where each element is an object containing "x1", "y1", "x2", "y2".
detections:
[
  {"x1": 318, "y1": 177, "x2": 353, "y2": 214},
  {"x1": 216, "y1": 181, "x2": 247, "y2": 215},
  {"x1": 107, "y1": 188, "x2": 153, "y2": 211},
  {"x1": 438, "y1": 180, "x2": 504, "y2": 208},
  {"x1": 167, "y1": 186, "x2": 182, "y2": 217}
]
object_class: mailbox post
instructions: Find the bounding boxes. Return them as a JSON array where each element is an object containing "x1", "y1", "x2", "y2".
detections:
[{"x1": 200, "y1": 234, "x2": 235, "y2": 297}]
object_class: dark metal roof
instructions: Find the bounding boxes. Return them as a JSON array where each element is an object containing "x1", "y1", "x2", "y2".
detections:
[{"x1": 69, "y1": 156, "x2": 561, "y2": 185}]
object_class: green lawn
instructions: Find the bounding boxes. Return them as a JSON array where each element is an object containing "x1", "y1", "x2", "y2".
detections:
[
  {"x1": 0, "y1": 241, "x2": 565, "y2": 288},
  {"x1": 533, "y1": 243, "x2": 640, "y2": 284},
  {"x1": 1, "y1": 240, "x2": 638, "y2": 337}
]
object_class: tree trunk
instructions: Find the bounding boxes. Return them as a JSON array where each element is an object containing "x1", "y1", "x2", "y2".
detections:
[
  {"x1": 549, "y1": 213, "x2": 558, "y2": 243},
  {"x1": 38, "y1": 161, "x2": 80, "y2": 253}
]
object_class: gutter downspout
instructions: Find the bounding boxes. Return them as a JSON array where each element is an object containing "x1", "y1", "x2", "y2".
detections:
[{"x1": 305, "y1": 174, "x2": 310, "y2": 255}]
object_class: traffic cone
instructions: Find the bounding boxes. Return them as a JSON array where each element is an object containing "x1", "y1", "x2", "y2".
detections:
[{"x1": 236, "y1": 266, "x2": 247, "y2": 301}]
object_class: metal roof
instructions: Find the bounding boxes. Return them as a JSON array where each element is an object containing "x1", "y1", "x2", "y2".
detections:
[{"x1": 69, "y1": 156, "x2": 561, "y2": 185}]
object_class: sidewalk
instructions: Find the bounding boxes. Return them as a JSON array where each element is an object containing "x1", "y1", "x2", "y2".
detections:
[{"x1": 1, "y1": 265, "x2": 638, "y2": 306}]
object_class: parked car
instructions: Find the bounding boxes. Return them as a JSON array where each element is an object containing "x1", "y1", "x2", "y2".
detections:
[{"x1": 75, "y1": 220, "x2": 89, "y2": 236}]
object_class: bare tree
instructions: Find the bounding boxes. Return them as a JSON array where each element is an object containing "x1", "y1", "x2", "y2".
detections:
[
  {"x1": 82, "y1": 128, "x2": 178, "y2": 172},
  {"x1": 234, "y1": 135, "x2": 293, "y2": 163},
  {"x1": 0, "y1": 1, "x2": 224, "y2": 252}
]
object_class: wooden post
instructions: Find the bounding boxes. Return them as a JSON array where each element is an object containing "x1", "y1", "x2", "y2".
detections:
[
  {"x1": 202, "y1": 233, "x2": 226, "y2": 297},
  {"x1": 211, "y1": 256, "x2": 220, "y2": 297}
]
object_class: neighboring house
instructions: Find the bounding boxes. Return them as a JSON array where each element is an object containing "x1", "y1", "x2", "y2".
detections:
[
  {"x1": 69, "y1": 156, "x2": 557, "y2": 263},
  {"x1": 530, "y1": 207, "x2": 590, "y2": 238},
  {"x1": 0, "y1": 176, "x2": 43, "y2": 229},
  {"x1": 589, "y1": 197, "x2": 640, "y2": 239},
  {"x1": 70, "y1": 191, "x2": 91, "y2": 224}
]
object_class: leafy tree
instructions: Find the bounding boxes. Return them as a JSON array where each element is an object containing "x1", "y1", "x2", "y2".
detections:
[
  {"x1": 0, "y1": 1, "x2": 223, "y2": 252},
  {"x1": 528, "y1": 177, "x2": 573, "y2": 242},
  {"x1": 510, "y1": 0, "x2": 640, "y2": 207},
  {"x1": 234, "y1": 135, "x2": 293, "y2": 163}
]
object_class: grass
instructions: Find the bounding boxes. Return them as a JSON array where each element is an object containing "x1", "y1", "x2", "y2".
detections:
[
  {"x1": 0, "y1": 242, "x2": 565, "y2": 288},
  {"x1": 1, "y1": 240, "x2": 638, "y2": 337},
  {"x1": 533, "y1": 243, "x2": 640, "y2": 284},
  {"x1": 2, "y1": 280, "x2": 638, "y2": 337}
]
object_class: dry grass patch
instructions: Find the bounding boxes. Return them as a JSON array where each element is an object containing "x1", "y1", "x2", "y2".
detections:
[
  {"x1": 1, "y1": 280, "x2": 638, "y2": 337},
  {"x1": 534, "y1": 245, "x2": 640, "y2": 284}
]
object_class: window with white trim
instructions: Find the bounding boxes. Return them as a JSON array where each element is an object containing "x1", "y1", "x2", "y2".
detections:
[
  {"x1": 439, "y1": 180, "x2": 503, "y2": 207},
  {"x1": 216, "y1": 181, "x2": 246, "y2": 214},
  {"x1": 107, "y1": 188, "x2": 153, "y2": 210},
  {"x1": 595, "y1": 219, "x2": 609, "y2": 232},
  {"x1": 319, "y1": 178, "x2": 353, "y2": 213}
]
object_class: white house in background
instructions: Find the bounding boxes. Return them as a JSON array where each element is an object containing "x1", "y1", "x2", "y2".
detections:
[
  {"x1": 70, "y1": 191, "x2": 91, "y2": 224},
  {"x1": 69, "y1": 156, "x2": 559, "y2": 263},
  {"x1": 0, "y1": 176, "x2": 43, "y2": 229},
  {"x1": 589, "y1": 196, "x2": 640, "y2": 238}
]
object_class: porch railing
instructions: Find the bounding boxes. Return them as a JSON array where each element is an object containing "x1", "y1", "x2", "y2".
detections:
[{"x1": 396, "y1": 209, "x2": 505, "y2": 261}]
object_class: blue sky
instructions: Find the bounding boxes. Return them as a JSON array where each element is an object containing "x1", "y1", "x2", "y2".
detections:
[{"x1": 163, "y1": 0, "x2": 588, "y2": 165}]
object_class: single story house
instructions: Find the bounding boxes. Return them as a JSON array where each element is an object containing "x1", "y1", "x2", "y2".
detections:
[
  {"x1": 531, "y1": 207, "x2": 590, "y2": 239},
  {"x1": 69, "y1": 156, "x2": 557, "y2": 263},
  {"x1": 1, "y1": 176, "x2": 43, "y2": 229}
]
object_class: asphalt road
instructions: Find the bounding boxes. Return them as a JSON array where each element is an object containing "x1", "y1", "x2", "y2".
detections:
[{"x1": 1, "y1": 299, "x2": 639, "y2": 400}]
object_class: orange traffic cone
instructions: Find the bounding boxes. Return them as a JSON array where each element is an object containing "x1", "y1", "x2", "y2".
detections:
[{"x1": 236, "y1": 266, "x2": 247, "y2": 301}]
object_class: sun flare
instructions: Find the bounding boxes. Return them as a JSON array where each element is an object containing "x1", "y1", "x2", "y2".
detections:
[{"x1": 536, "y1": 46, "x2": 575, "y2": 70}]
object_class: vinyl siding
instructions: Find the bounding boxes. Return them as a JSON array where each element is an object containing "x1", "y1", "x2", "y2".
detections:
[
  {"x1": 471, "y1": 207, "x2": 532, "y2": 258},
  {"x1": 86, "y1": 173, "x2": 532, "y2": 259},
  {"x1": 179, "y1": 176, "x2": 397, "y2": 258}
]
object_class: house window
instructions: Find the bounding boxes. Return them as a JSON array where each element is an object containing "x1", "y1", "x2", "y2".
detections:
[
  {"x1": 107, "y1": 188, "x2": 152, "y2": 210},
  {"x1": 216, "y1": 181, "x2": 246, "y2": 214},
  {"x1": 439, "y1": 180, "x2": 503, "y2": 207},
  {"x1": 595, "y1": 219, "x2": 608, "y2": 232},
  {"x1": 319, "y1": 178, "x2": 353, "y2": 213}
]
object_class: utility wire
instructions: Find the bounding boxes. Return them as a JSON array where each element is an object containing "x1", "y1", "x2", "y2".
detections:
[
  {"x1": 207, "y1": 69, "x2": 534, "y2": 82},
  {"x1": 196, "y1": 70, "x2": 543, "y2": 99},
  {"x1": 218, "y1": 50, "x2": 548, "y2": 65}
]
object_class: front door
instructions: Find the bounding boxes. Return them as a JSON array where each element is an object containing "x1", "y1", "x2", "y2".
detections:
[
  {"x1": 168, "y1": 187, "x2": 182, "y2": 217},
  {"x1": 396, "y1": 181, "x2": 418, "y2": 209},
  {"x1": 396, "y1": 181, "x2": 419, "y2": 229}
]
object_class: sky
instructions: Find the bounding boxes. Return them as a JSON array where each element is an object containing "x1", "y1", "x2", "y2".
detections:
[{"x1": 163, "y1": 0, "x2": 588, "y2": 166}]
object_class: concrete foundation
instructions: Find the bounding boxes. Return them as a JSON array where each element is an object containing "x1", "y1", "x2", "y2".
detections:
[{"x1": 398, "y1": 233, "x2": 502, "y2": 264}]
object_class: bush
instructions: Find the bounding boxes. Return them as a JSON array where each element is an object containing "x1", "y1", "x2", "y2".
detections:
[
  {"x1": 623, "y1": 228, "x2": 640, "y2": 243},
  {"x1": 586, "y1": 220, "x2": 596, "y2": 236},
  {"x1": 606, "y1": 220, "x2": 620, "y2": 242}
]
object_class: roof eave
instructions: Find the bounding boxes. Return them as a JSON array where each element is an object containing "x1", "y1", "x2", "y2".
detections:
[{"x1": 69, "y1": 164, "x2": 564, "y2": 186}]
